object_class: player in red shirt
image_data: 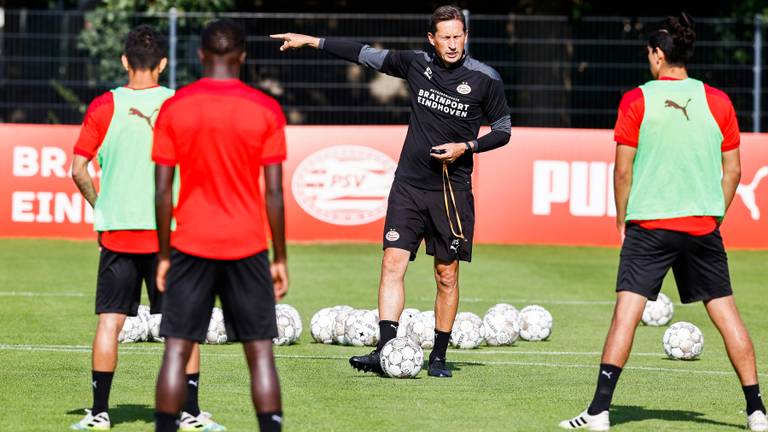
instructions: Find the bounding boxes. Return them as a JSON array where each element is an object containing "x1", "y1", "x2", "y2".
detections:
[
  {"x1": 613, "y1": 68, "x2": 741, "y2": 236},
  {"x1": 560, "y1": 14, "x2": 766, "y2": 431},
  {"x1": 70, "y1": 25, "x2": 223, "y2": 432},
  {"x1": 152, "y1": 20, "x2": 288, "y2": 432}
]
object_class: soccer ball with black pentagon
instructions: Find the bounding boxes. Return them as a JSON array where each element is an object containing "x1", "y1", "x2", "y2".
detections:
[{"x1": 344, "y1": 309, "x2": 378, "y2": 347}]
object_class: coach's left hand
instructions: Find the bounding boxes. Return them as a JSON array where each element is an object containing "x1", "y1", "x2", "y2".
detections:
[{"x1": 430, "y1": 143, "x2": 468, "y2": 164}]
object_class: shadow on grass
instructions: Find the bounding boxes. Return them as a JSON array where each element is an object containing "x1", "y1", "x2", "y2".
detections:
[
  {"x1": 611, "y1": 405, "x2": 743, "y2": 430},
  {"x1": 67, "y1": 404, "x2": 153, "y2": 426},
  {"x1": 417, "y1": 360, "x2": 473, "y2": 372}
]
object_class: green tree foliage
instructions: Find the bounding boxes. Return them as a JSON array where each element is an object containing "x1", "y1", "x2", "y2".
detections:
[{"x1": 77, "y1": 0, "x2": 233, "y2": 84}]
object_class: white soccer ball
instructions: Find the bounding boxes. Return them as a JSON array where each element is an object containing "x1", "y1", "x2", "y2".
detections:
[
  {"x1": 344, "y1": 310, "x2": 379, "y2": 347},
  {"x1": 397, "y1": 308, "x2": 421, "y2": 338},
  {"x1": 273, "y1": 305, "x2": 300, "y2": 346},
  {"x1": 663, "y1": 321, "x2": 704, "y2": 360},
  {"x1": 369, "y1": 308, "x2": 379, "y2": 320},
  {"x1": 483, "y1": 308, "x2": 520, "y2": 346},
  {"x1": 406, "y1": 311, "x2": 435, "y2": 349},
  {"x1": 519, "y1": 305, "x2": 553, "y2": 341},
  {"x1": 137, "y1": 304, "x2": 151, "y2": 319},
  {"x1": 485, "y1": 303, "x2": 518, "y2": 317},
  {"x1": 205, "y1": 307, "x2": 228, "y2": 344},
  {"x1": 119, "y1": 315, "x2": 148, "y2": 343},
  {"x1": 450, "y1": 312, "x2": 485, "y2": 349},
  {"x1": 642, "y1": 293, "x2": 675, "y2": 326},
  {"x1": 276, "y1": 304, "x2": 302, "y2": 340},
  {"x1": 379, "y1": 337, "x2": 424, "y2": 379},
  {"x1": 333, "y1": 307, "x2": 355, "y2": 345},
  {"x1": 310, "y1": 307, "x2": 337, "y2": 344},
  {"x1": 147, "y1": 314, "x2": 163, "y2": 342},
  {"x1": 136, "y1": 305, "x2": 152, "y2": 342}
]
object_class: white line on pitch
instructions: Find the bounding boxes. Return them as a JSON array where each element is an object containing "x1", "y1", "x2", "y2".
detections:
[
  {"x1": 450, "y1": 350, "x2": 663, "y2": 357},
  {"x1": 1, "y1": 343, "x2": 763, "y2": 378},
  {"x1": 418, "y1": 297, "x2": 615, "y2": 305},
  {"x1": 0, "y1": 291, "x2": 87, "y2": 297},
  {"x1": 0, "y1": 344, "x2": 658, "y2": 357},
  {"x1": 419, "y1": 297, "x2": 696, "y2": 307},
  {"x1": 453, "y1": 360, "x2": 747, "y2": 377}
]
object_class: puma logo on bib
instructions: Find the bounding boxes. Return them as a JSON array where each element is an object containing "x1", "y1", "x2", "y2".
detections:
[
  {"x1": 664, "y1": 98, "x2": 691, "y2": 121},
  {"x1": 129, "y1": 107, "x2": 160, "y2": 129}
]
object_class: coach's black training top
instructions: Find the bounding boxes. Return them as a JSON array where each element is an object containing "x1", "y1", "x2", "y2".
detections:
[{"x1": 320, "y1": 38, "x2": 511, "y2": 191}]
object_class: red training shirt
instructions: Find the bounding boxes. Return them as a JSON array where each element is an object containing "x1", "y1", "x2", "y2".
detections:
[
  {"x1": 613, "y1": 77, "x2": 740, "y2": 236},
  {"x1": 152, "y1": 78, "x2": 287, "y2": 260},
  {"x1": 74, "y1": 88, "x2": 161, "y2": 254}
]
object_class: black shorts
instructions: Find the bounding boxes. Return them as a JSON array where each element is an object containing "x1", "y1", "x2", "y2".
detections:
[
  {"x1": 383, "y1": 180, "x2": 475, "y2": 262},
  {"x1": 616, "y1": 223, "x2": 733, "y2": 303},
  {"x1": 159, "y1": 249, "x2": 277, "y2": 343},
  {"x1": 95, "y1": 248, "x2": 161, "y2": 316}
]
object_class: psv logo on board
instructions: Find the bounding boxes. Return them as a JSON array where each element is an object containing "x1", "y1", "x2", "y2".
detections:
[{"x1": 292, "y1": 145, "x2": 397, "y2": 226}]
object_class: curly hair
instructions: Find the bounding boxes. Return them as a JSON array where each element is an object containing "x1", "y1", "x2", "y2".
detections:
[
  {"x1": 648, "y1": 13, "x2": 696, "y2": 66},
  {"x1": 124, "y1": 25, "x2": 167, "y2": 71}
]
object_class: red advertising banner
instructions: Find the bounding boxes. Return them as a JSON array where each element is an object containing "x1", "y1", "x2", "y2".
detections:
[{"x1": 1, "y1": 124, "x2": 766, "y2": 248}]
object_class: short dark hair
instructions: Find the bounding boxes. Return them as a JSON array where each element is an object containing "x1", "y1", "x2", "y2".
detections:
[
  {"x1": 124, "y1": 25, "x2": 167, "y2": 71},
  {"x1": 429, "y1": 5, "x2": 466, "y2": 34},
  {"x1": 201, "y1": 19, "x2": 246, "y2": 55},
  {"x1": 648, "y1": 13, "x2": 696, "y2": 66}
]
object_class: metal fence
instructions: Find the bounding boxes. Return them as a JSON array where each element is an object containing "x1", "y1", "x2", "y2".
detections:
[{"x1": 1, "y1": 9, "x2": 766, "y2": 131}]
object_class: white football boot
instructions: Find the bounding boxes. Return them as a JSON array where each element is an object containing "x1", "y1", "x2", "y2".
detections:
[
  {"x1": 179, "y1": 411, "x2": 227, "y2": 431},
  {"x1": 748, "y1": 410, "x2": 768, "y2": 432},
  {"x1": 559, "y1": 409, "x2": 610, "y2": 431},
  {"x1": 70, "y1": 409, "x2": 110, "y2": 430}
]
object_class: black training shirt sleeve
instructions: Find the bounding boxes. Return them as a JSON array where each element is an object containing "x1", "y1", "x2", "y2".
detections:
[
  {"x1": 475, "y1": 77, "x2": 511, "y2": 153},
  {"x1": 320, "y1": 38, "x2": 419, "y2": 79},
  {"x1": 379, "y1": 50, "x2": 421, "y2": 79},
  {"x1": 319, "y1": 38, "x2": 365, "y2": 64}
]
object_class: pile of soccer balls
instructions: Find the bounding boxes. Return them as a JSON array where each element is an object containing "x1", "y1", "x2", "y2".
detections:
[
  {"x1": 117, "y1": 305, "x2": 162, "y2": 343},
  {"x1": 118, "y1": 303, "x2": 304, "y2": 346},
  {"x1": 309, "y1": 303, "x2": 555, "y2": 351},
  {"x1": 641, "y1": 293, "x2": 705, "y2": 360},
  {"x1": 310, "y1": 306, "x2": 380, "y2": 347}
]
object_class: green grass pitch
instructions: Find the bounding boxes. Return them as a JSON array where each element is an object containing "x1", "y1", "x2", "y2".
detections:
[{"x1": 0, "y1": 239, "x2": 766, "y2": 431}]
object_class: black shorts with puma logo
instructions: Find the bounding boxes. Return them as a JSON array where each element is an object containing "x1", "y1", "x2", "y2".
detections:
[
  {"x1": 616, "y1": 223, "x2": 733, "y2": 303},
  {"x1": 382, "y1": 180, "x2": 475, "y2": 263}
]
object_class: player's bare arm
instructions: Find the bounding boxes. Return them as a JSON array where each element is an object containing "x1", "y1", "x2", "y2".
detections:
[
  {"x1": 614, "y1": 144, "x2": 636, "y2": 241},
  {"x1": 270, "y1": 33, "x2": 321, "y2": 51},
  {"x1": 265, "y1": 163, "x2": 288, "y2": 300},
  {"x1": 722, "y1": 148, "x2": 741, "y2": 214},
  {"x1": 154, "y1": 164, "x2": 174, "y2": 292},
  {"x1": 71, "y1": 154, "x2": 98, "y2": 207}
]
